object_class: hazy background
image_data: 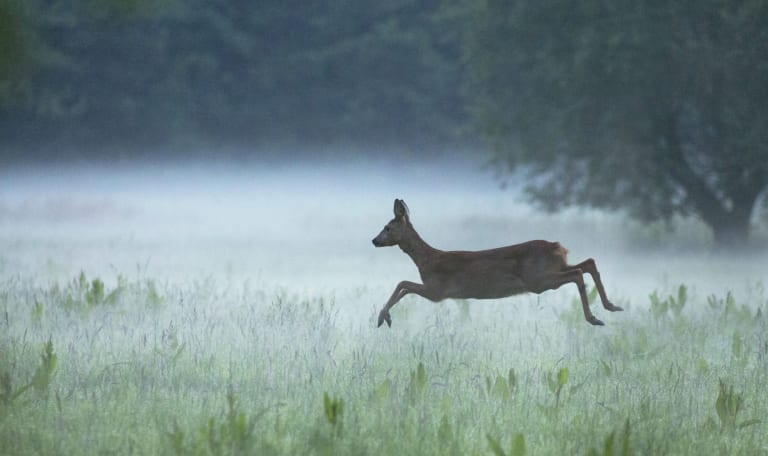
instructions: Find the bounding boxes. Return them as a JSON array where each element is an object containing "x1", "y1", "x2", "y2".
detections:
[
  {"x1": 3, "y1": 6, "x2": 768, "y2": 453},
  {"x1": 1, "y1": 0, "x2": 767, "y2": 302}
]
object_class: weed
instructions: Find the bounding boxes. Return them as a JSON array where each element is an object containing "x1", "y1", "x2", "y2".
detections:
[
  {"x1": 0, "y1": 370, "x2": 12, "y2": 408},
  {"x1": 55, "y1": 272, "x2": 123, "y2": 314},
  {"x1": 486, "y1": 432, "x2": 526, "y2": 456},
  {"x1": 166, "y1": 388, "x2": 269, "y2": 455},
  {"x1": 31, "y1": 339, "x2": 57, "y2": 398},
  {"x1": 30, "y1": 300, "x2": 44, "y2": 324},
  {"x1": 143, "y1": 279, "x2": 164, "y2": 308},
  {"x1": 649, "y1": 285, "x2": 687, "y2": 322},
  {"x1": 375, "y1": 378, "x2": 391, "y2": 402},
  {"x1": 437, "y1": 414, "x2": 462, "y2": 455},
  {"x1": 323, "y1": 392, "x2": 344, "y2": 439},
  {"x1": 1, "y1": 339, "x2": 57, "y2": 407},
  {"x1": 408, "y1": 362, "x2": 428, "y2": 402},
  {"x1": 707, "y1": 292, "x2": 754, "y2": 326},
  {"x1": 587, "y1": 419, "x2": 631, "y2": 456},
  {"x1": 714, "y1": 380, "x2": 761, "y2": 432},
  {"x1": 546, "y1": 367, "x2": 568, "y2": 409},
  {"x1": 486, "y1": 368, "x2": 516, "y2": 401},
  {"x1": 158, "y1": 322, "x2": 186, "y2": 366},
  {"x1": 4, "y1": 273, "x2": 768, "y2": 454},
  {"x1": 731, "y1": 331, "x2": 748, "y2": 368},
  {"x1": 598, "y1": 360, "x2": 612, "y2": 378}
]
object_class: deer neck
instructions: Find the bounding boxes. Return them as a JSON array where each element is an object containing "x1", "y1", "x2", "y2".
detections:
[{"x1": 398, "y1": 225, "x2": 438, "y2": 270}]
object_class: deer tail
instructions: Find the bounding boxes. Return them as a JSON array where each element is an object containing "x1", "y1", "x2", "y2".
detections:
[{"x1": 554, "y1": 242, "x2": 569, "y2": 258}]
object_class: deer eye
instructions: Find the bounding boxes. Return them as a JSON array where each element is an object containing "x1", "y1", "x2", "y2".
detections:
[{"x1": 384, "y1": 226, "x2": 390, "y2": 232}]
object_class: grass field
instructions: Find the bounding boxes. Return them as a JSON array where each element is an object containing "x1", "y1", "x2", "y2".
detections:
[{"x1": 2, "y1": 161, "x2": 767, "y2": 455}]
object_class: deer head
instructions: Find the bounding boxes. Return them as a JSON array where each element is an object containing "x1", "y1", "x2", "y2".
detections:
[{"x1": 372, "y1": 199, "x2": 410, "y2": 247}]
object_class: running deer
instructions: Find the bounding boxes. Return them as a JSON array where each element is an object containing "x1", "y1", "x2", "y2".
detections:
[{"x1": 371, "y1": 199, "x2": 622, "y2": 327}]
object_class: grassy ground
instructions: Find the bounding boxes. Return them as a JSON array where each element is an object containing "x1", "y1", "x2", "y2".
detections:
[
  {"x1": 1, "y1": 274, "x2": 766, "y2": 455},
  {"x1": 2, "y1": 162, "x2": 767, "y2": 455}
]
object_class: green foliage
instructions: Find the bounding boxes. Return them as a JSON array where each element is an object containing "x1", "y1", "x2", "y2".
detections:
[
  {"x1": 649, "y1": 285, "x2": 687, "y2": 322},
  {"x1": 461, "y1": 0, "x2": 768, "y2": 245},
  {"x1": 486, "y1": 434, "x2": 505, "y2": 456},
  {"x1": 323, "y1": 392, "x2": 344, "y2": 439},
  {"x1": 437, "y1": 414, "x2": 462, "y2": 455},
  {"x1": 166, "y1": 388, "x2": 269, "y2": 455},
  {"x1": 486, "y1": 432, "x2": 526, "y2": 456},
  {"x1": 3, "y1": 277, "x2": 768, "y2": 454},
  {"x1": 144, "y1": 279, "x2": 164, "y2": 308},
  {"x1": 587, "y1": 420, "x2": 631, "y2": 456},
  {"x1": 409, "y1": 361, "x2": 428, "y2": 401},
  {"x1": 538, "y1": 365, "x2": 573, "y2": 418},
  {"x1": 31, "y1": 339, "x2": 57, "y2": 397},
  {"x1": 731, "y1": 330, "x2": 746, "y2": 367},
  {"x1": 30, "y1": 300, "x2": 43, "y2": 323},
  {"x1": 707, "y1": 291, "x2": 755, "y2": 325},
  {"x1": 1, "y1": 0, "x2": 465, "y2": 152},
  {"x1": 486, "y1": 368, "x2": 516, "y2": 401},
  {"x1": 0, "y1": 0, "x2": 26, "y2": 86},
  {"x1": 60, "y1": 272, "x2": 121, "y2": 313},
  {"x1": 598, "y1": 360, "x2": 613, "y2": 378},
  {"x1": 546, "y1": 367, "x2": 569, "y2": 409},
  {"x1": 164, "y1": 337, "x2": 186, "y2": 367},
  {"x1": 1, "y1": 339, "x2": 57, "y2": 407},
  {"x1": 0, "y1": 370, "x2": 10, "y2": 406},
  {"x1": 375, "y1": 378, "x2": 391, "y2": 402},
  {"x1": 43, "y1": 272, "x2": 163, "y2": 316},
  {"x1": 714, "y1": 380, "x2": 761, "y2": 433}
]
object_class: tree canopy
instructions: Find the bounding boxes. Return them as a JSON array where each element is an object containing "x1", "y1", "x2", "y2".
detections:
[
  {"x1": 0, "y1": 0, "x2": 465, "y2": 156},
  {"x1": 460, "y1": 0, "x2": 768, "y2": 246},
  {"x1": 2, "y1": 0, "x2": 767, "y2": 245}
]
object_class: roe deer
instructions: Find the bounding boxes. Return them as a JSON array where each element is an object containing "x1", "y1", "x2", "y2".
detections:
[{"x1": 371, "y1": 199, "x2": 622, "y2": 327}]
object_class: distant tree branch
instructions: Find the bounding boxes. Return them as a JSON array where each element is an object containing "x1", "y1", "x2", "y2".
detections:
[{"x1": 656, "y1": 109, "x2": 729, "y2": 228}]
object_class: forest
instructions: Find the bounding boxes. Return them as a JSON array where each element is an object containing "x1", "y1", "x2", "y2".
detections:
[
  {"x1": 1, "y1": 0, "x2": 767, "y2": 244},
  {"x1": 0, "y1": 0, "x2": 466, "y2": 155},
  {"x1": 3, "y1": 3, "x2": 768, "y2": 455}
]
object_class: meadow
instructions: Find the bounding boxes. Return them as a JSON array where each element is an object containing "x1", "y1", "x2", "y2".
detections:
[{"x1": 1, "y1": 160, "x2": 767, "y2": 455}]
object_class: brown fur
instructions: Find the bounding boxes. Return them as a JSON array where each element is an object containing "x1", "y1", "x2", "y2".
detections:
[{"x1": 372, "y1": 199, "x2": 622, "y2": 327}]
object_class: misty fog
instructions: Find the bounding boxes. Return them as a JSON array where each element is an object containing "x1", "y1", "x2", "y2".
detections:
[
  {"x1": 3, "y1": 2, "x2": 768, "y2": 453},
  {"x1": 2, "y1": 154, "x2": 764, "y2": 322}
]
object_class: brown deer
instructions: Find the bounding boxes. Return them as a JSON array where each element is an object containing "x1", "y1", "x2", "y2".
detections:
[{"x1": 372, "y1": 199, "x2": 622, "y2": 327}]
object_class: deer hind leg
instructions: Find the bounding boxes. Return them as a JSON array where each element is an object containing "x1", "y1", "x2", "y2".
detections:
[
  {"x1": 531, "y1": 269, "x2": 604, "y2": 326},
  {"x1": 378, "y1": 281, "x2": 439, "y2": 328},
  {"x1": 570, "y1": 259, "x2": 622, "y2": 312}
]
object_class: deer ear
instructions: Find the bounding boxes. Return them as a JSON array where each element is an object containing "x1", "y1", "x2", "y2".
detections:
[{"x1": 393, "y1": 199, "x2": 409, "y2": 219}]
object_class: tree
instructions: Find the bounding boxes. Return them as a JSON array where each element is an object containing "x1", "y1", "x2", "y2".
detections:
[
  {"x1": 0, "y1": 0, "x2": 29, "y2": 105},
  {"x1": 0, "y1": 0, "x2": 466, "y2": 156},
  {"x1": 460, "y1": 0, "x2": 768, "y2": 247}
]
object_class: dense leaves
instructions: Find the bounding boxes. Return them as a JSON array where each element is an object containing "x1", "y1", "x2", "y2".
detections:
[
  {"x1": 0, "y1": 0, "x2": 465, "y2": 155},
  {"x1": 460, "y1": 0, "x2": 768, "y2": 245},
  {"x1": 3, "y1": 0, "x2": 767, "y2": 244}
]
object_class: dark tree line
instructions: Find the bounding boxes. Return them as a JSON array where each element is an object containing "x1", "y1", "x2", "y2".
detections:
[
  {"x1": 0, "y1": 0, "x2": 465, "y2": 155},
  {"x1": 458, "y1": 0, "x2": 768, "y2": 246},
  {"x1": 1, "y1": 0, "x2": 766, "y2": 245}
]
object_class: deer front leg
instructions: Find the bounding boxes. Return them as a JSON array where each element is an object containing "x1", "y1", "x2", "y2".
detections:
[{"x1": 378, "y1": 281, "x2": 439, "y2": 328}]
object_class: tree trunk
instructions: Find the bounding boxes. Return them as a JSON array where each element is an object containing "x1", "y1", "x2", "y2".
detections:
[{"x1": 657, "y1": 111, "x2": 764, "y2": 249}]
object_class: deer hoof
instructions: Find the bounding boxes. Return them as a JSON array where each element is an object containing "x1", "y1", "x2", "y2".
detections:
[
  {"x1": 378, "y1": 311, "x2": 392, "y2": 328},
  {"x1": 608, "y1": 303, "x2": 624, "y2": 312},
  {"x1": 587, "y1": 316, "x2": 605, "y2": 326}
]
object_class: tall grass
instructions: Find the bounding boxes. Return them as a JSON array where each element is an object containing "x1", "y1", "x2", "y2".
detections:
[{"x1": 1, "y1": 273, "x2": 766, "y2": 455}]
